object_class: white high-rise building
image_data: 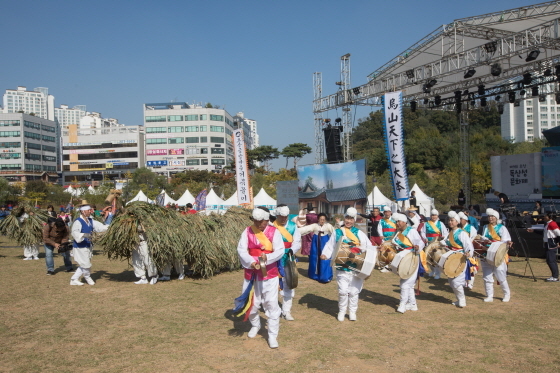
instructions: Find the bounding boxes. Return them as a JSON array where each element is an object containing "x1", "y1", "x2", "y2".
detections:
[
  {"x1": 54, "y1": 104, "x2": 87, "y2": 127},
  {"x1": 501, "y1": 85, "x2": 560, "y2": 143},
  {"x1": 234, "y1": 112, "x2": 259, "y2": 150},
  {"x1": 2, "y1": 86, "x2": 55, "y2": 121}
]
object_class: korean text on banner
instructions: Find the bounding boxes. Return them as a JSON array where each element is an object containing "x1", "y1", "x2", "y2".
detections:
[
  {"x1": 233, "y1": 129, "x2": 251, "y2": 204},
  {"x1": 382, "y1": 92, "x2": 410, "y2": 201}
]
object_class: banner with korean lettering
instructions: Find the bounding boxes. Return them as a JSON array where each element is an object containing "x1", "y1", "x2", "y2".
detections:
[
  {"x1": 382, "y1": 91, "x2": 410, "y2": 201},
  {"x1": 233, "y1": 129, "x2": 251, "y2": 204}
]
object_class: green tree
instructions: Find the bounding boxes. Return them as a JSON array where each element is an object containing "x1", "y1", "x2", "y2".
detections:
[
  {"x1": 205, "y1": 102, "x2": 213, "y2": 108},
  {"x1": 281, "y1": 143, "x2": 312, "y2": 169},
  {"x1": 247, "y1": 145, "x2": 280, "y2": 172}
]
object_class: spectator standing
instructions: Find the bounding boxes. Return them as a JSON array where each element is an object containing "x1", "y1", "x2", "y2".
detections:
[
  {"x1": 543, "y1": 214, "x2": 560, "y2": 282},
  {"x1": 43, "y1": 218, "x2": 73, "y2": 275}
]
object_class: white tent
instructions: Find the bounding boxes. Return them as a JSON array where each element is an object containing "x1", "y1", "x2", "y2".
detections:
[
  {"x1": 253, "y1": 188, "x2": 276, "y2": 208},
  {"x1": 367, "y1": 186, "x2": 398, "y2": 212},
  {"x1": 199, "y1": 188, "x2": 226, "y2": 214},
  {"x1": 222, "y1": 191, "x2": 239, "y2": 206},
  {"x1": 126, "y1": 190, "x2": 154, "y2": 205},
  {"x1": 403, "y1": 183, "x2": 435, "y2": 216},
  {"x1": 65, "y1": 185, "x2": 83, "y2": 197},
  {"x1": 88, "y1": 185, "x2": 96, "y2": 194},
  {"x1": 159, "y1": 189, "x2": 176, "y2": 206},
  {"x1": 175, "y1": 189, "x2": 195, "y2": 206}
]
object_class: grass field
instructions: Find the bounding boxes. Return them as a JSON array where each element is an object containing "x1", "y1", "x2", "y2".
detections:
[{"x1": 1, "y1": 237, "x2": 559, "y2": 373}]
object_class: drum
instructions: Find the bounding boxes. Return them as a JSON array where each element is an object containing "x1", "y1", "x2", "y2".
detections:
[
  {"x1": 389, "y1": 250, "x2": 419, "y2": 279},
  {"x1": 377, "y1": 242, "x2": 397, "y2": 267},
  {"x1": 438, "y1": 250, "x2": 467, "y2": 278},
  {"x1": 330, "y1": 239, "x2": 374, "y2": 280},
  {"x1": 424, "y1": 240, "x2": 446, "y2": 267},
  {"x1": 356, "y1": 249, "x2": 376, "y2": 280},
  {"x1": 472, "y1": 240, "x2": 488, "y2": 256},
  {"x1": 284, "y1": 250, "x2": 298, "y2": 289},
  {"x1": 486, "y1": 242, "x2": 508, "y2": 267}
]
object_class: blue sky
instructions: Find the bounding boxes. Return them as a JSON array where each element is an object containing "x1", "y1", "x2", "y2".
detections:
[
  {"x1": 298, "y1": 159, "x2": 366, "y2": 189},
  {"x1": 0, "y1": 0, "x2": 537, "y2": 170}
]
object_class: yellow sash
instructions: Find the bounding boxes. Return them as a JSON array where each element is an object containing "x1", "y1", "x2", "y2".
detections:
[
  {"x1": 344, "y1": 228, "x2": 360, "y2": 246},
  {"x1": 250, "y1": 225, "x2": 273, "y2": 252},
  {"x1": 384, "y1": 219, "x2": 396, "y2": 229},
  {"x1": 273, "y1": 222, "x2": 293, "y2": 243},
  {"x1": 448, "y1": 229, "x2": 462, "y2": 249},
  {"x1": 488, "y1": 224, "x2": 501, "y2": 241},
  {"x1": 397, "y1": 232, "x2": 413, "y2": 248},
  {"x1": 427, "y1": 220, "x2": 440, "y2": 234}
]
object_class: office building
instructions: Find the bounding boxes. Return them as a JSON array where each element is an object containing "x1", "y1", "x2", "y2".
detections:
[
  {"x1": 2, "y1": 86, "x2": 55, "y2": 121},
  {"x1": 54, "y1": 104, "x2": 87, "y2": 127},
  {"x1": 143, "y1": 102, "x2": 235, "y2": 174},
  {"x1": 234, "y1": 112, "x2": 259, "y2": 150}
]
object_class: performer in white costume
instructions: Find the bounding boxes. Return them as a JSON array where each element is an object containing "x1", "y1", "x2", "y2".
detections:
[
  {"x1": 458, "y1": 211, "x2": 478, "y2": 290},
  {"x1": 420, "y1": 209, "x2": 448, "y2": 279},
  {"x1": 132, "y1": 225, "x2": 158, "y2": 285}
]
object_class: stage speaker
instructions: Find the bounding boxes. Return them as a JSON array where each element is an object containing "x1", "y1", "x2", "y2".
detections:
[{"x1": 323, "y1": 125, "x2": 343, "y2": 163}]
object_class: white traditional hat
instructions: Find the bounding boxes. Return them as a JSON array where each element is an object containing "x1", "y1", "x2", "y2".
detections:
[
  {"x1": 486, "y1": 208, "x2": 500, "y2": 219},
  {"x1": 252, "y1": 208, "x2": 270, "y2": 221},
  {"x1": 431, "y1": 209, "x2": 439, "y2": 215},
  {"x1": 276, "y1": 205, "x2": 290, "y2": 216},
  {"x1": 458, "y1": 212, "x2": 469, "y2": 221},
  {"x1": 393, "y1": 212, "x2": 407, "y2": 223},
  {"x1": 383, "y1": 206, "x2": 391, "y2": 212},
  {"x1": 79, "y1": 205, "x2": 91, "y2": 211},
  {"x1": 448, "y1": 211, "x2": 460, "y2": 223},
  {"x1": 345, "y1": 207, "x2": 357, "y2": 218}
]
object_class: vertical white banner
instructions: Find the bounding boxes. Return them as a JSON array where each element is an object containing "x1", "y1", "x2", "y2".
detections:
[
  {"x1": 382, "y1": 91, "x2": 410, "y2": 201},
  {"x1": 233, "y1": 129, "x2": 251, "y2": 204}
]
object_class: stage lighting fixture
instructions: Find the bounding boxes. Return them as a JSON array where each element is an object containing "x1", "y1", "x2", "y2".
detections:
[
  {"x1": 352, "y1": 87, "x2": 361, "y2": 95},
  {"x1": 426, "y1": 79, "x2": 437, "y2": 87},
  {"x1": 514, "y1": 100, "x2": 521, "y2": 107},
  {"x1": 532, "y1": 86, "x2": 539, "y2": 97},
  {"x1": 434, "y1": 95, "x2": 442, "y2": 106},
  {"x1": 324, "y1": 118, "x2": 331, "y2": 124},
  {"x1": 539, "y1": 95, "x2": 547, "y2": 102},
  {"x1": 411, "y1": 101, "x2": 417, "y2": 112},
  {"x1": 335, "y1": 118, "x2": 342, "y2": 123},
  {"x1": 491, "y1": 63, "x2": 502, "y2": 76},
  {"x1": 478, "y1": 84, "x2": 485, "y2": 96},
  {"x1": 498, "y1": 104, "x2": 504, "y2": 115},
  {"x1": 406, "y1": 69, "x2": 415, "y2": 79},
  {"x1": 454, "y1": 91, "x2": 462, "y2": 113},
  {"x1": 508, "y1": 91, "x2": 516, "y2": 103},
  {"x1": 464, "y1": 68, "x2": 476, "y2": 79},
  {"x1": 495, "y1": 95, "x2": 501, "y2": 101},
  {"x1": 556, "y1": 93, "x2": 560, "y2": 105},
  {"x1": 520, "y1": 89, "x2": 526, "y2": 96},
  {"x1": 422, "y1": 84, "x2": 431, "y2": 94},
  {"x1": 470, "y1": 99, "x2": 476, "y2": 106},
  {"x1": 522, "y1": 72, "x2": 532, "y2": 85},
  {"x1": 463, "y1": 90, "x2": 469, "y2": 96},
  {"x1": 423, "y1": 98, "x2": 429, "y2": 105},
  {"x1": 555, "y1": 65, "x2": 560, "y2": 76},
  {"x1": 544, "y1": 68, "x2": 552, "y2": 76},
  {"x1": 481, "y1": 97, "x2": 487, "y2": 107},
  {"x1": 526, "y1": 50, "x2": 540, "y2": 62},
  {"x1": 484, "y1": 41, "x2": 497, "y2": 54}
]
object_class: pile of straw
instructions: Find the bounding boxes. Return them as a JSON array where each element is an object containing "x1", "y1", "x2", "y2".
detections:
[{"x1": 0, "y1": 206, "x2": 48, "y2": 246}]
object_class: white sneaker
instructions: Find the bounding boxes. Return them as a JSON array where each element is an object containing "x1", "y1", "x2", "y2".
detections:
[
  {"x1": 380, "y1": 267, "x2": 389, "y2": 273},
  {"x1": 178, "y1": 274, "x2": 185, "y2": 280},
  {"x1": 502, "y1": 294, "x2": 510, "y2": 302},
  {"x1": 483, "y1": 297, "x2": 493, "y2": 302},
  {"x1": 397, "y1": 303, "x2": 407, "y2": 313},
  {"x1": 23, "y1": 257, "x2": 33, "y2": 261},
  {"x1": 84, "y1": 277, "x2": 95, "y2": 285},
  {"x1": 33, "y1": 257, "x2": 39, "y2": 260},
  {"x1": 283, "y1": 312, "x2": 294, "y2": 321},
  {"x1": 134, "y1": 278, "x2": 148, "y2": 285},
  {"x1": 158, "y1": 276, "x2": 170, "y2": 281},
  {"x1": 70, "y1": 279, "x2": 84, "y2": 286},
  {"x1": 434, "y1": 275, "x2": 440, "y2": 280},
  {"x1": 268, "y1": 336, "x2": 279, "y2": 349},
  {"x1": 337, "y1": 312, "x2": 345, "y2": 322},
  {"x1": 349, "y1": 312, "x2": 357, "y2": 321},
  {"x1": 150, "y1": 277, "x2": 158, "y2": 285},
  {"x1": 546, "y1": 277, "x2": 559, "y2": 282},
  {"x1": 247, "y1": 326, "x2": 260, "y2": 338},
  {"x1": 406, "y1": 304, "x2": 418, "y2": 311}
]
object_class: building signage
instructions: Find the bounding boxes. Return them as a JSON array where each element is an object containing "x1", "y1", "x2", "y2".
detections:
[
  {"x1": 147, "y1": 149, "x2": 167, "y2": 155},
  {"x1": 169, "y1": 149, "x2": 184, "y2": 155},
  {"x1": 170, "y1": 160, "x2": 184, "y2": 166},
  {"x1": 147, "y1": 160, "x2": 168, "y2": 167},
  {"x1": 233, "y1": 128, "x2": 251, "y2": 204}
]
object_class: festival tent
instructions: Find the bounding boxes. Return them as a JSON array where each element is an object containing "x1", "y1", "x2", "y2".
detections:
[
  {"x1": 158, "y1": 189, "x2": 176, "y2": 206},
  {"x1": 175, "y1": 189, "x2": 195, "y2": 206},
  {"x1": 253, "y1": 188, "x2": 277, "y2": 209},
  {"x1": 64, "y1": 185, "x2": 83, "y2": 197},
  {"x1": 88, "y1": 185, "x2": 96, "y2": 194},
  {"x1": 126, "y1": 190, "x2": 154, "y2": 205},
  {"x1": 403, "y1": 183, "x2": 435, "y2": 216},
  {"x1": 222, "y1": 191, "x2": 240, "y2": 206},
  {"x1": 367, "y1": 186, "x2": 398, "y2": 212},
  {"x1": 202, "y1": 188, "x2": 227, "y2": 214}
]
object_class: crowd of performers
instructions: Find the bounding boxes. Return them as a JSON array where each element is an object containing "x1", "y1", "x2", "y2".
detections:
[{"x1": 233, "y1": 203, "x2": 547, "y2": 349}]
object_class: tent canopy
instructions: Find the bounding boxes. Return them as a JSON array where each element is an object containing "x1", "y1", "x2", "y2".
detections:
[
  {"x1": 159, "y1": 189, "x2": 176, "y2": 205},
  {"x1": 175, "y1": 189, "x2": 195, "y2": 206},
  {"x1": 205, "y1": 188, "x2": 225, "y2": 206},
  {"x1": 404, "y1": 183, "x2": 435, "y2": 216},
  {"x1": 367, "y1": 186, "x2": 398, "y2": 212},
  {"x1": 222, "y1": 191, "x2": 239, "y2": 206},
  {"x1": 254, "y1": 188, "x2": 276, "y2": 207},
  {"x1": 127, "y1": 190, "x2": 154, "y2": 205}
]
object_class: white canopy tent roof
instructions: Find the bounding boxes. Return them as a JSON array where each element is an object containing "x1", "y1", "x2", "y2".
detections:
[
  {"x1": 88, "y1": 185, "x2": 96, "y2": 193},
  {"x1": 126, "y1": 190, "x2": 154, "y2": 205},
  {"x1": 254, "y1": 188, "x2": 276, "y2": 208},
  {"x1": 175, "y1": 189, "x2": 195, "y2": 206},
  {"x1": 367, "y1": 186, "x2": 398, "y2": 212},
  {"x1": 403, "y1": 183, "x2": 435, "y2": 216},
  {"x1": 64, "y1": 185, "x2": 83, "y2": 197},
  {"x1": 222, "y1": 191, "x2": 239, "y2": 206},
  {"x1": 159, "y1": 189, "x2": 176, "y2": 206},
  {"x1": 205, "y1": 188, "x2": 225, "y2": 206}
]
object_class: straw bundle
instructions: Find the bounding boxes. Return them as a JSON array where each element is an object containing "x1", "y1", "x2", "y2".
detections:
[{"x1": 0, "y1": 207, "x2": 48, "y2": 246}]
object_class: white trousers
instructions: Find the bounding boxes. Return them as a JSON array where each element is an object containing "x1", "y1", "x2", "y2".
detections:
[
  {"x1": 132, "y1": 241, "x2": 157, "y2": 278},
  {"x1": 337, "y1": 270, "x2": 364, "y2": 314},
  {"x1": 23, "y1": 244, "x2": 39, "y2": 259},
  {"x1": 481, "y1": 260, "x2": 510, "y2": 297},
  {"x1": 71, "y1": 266, "x2": 91, "y2": 281},
  {"x1": 399, "y1": 263, "x2": 418, "y2": 305},
  {"x1": 281, "y1": 277, "x2": 295, "y2": 314},
  {"x1": 162, "y1": 258, "x2": 184, "y2": 276},
  {"x1": 242, "y1": 276, "x2": 281, "y2": 338},
  {"x1": 448, "y1": 266, "x2": 467, "y2": 290}
]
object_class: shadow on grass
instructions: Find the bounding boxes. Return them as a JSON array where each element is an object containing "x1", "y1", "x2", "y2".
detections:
[
  {"x1": 298, "y1": 293, "x2": 338, "y2": 318},
  {"x1": 421, "y1": 277, "x2": 485, "y2": 303},
  {"x1": 93, "y1": 269, "x2": 136, "y2": 282},
  {"x1": 360, "y1": 288, "x2": 400, "y2": 308},
  {"x1": 224, "y1": 309, "x2": 263, "y2": 338}
]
